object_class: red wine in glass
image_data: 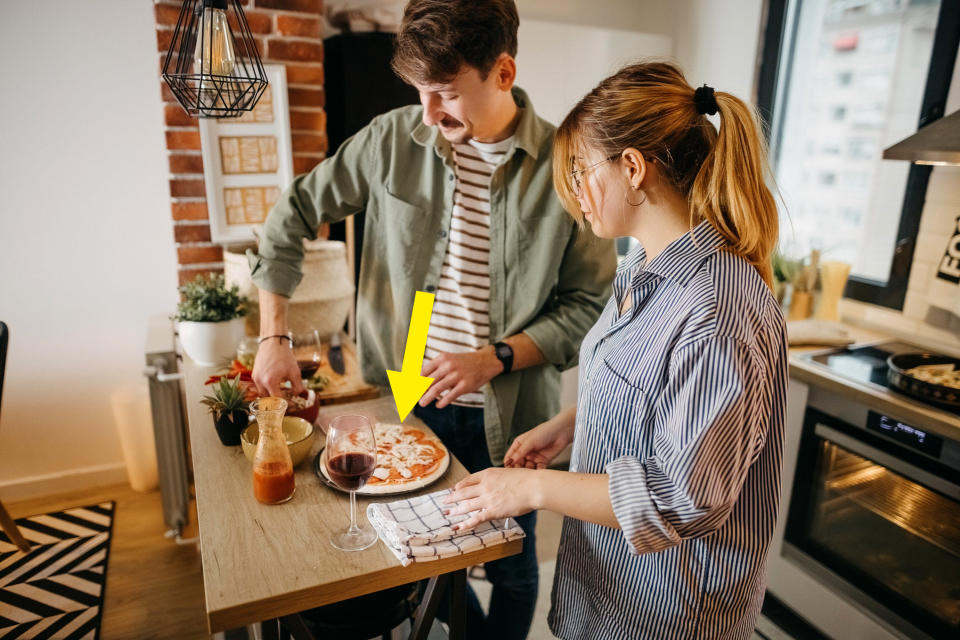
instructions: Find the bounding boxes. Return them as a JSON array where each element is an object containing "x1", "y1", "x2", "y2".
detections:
[
  {"x1": 298, "y1": 359, "x2": 321, "y2": 378},
  {"x1": 326, "y1": 414, "x2": 379, "y2": 551},
  {"x1": 326, "y1": 452, "x2": 375, "y2": 491}
]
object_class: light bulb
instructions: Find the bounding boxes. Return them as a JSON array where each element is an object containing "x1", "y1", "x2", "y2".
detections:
[{"x1": 194, "y1": 3, "x2": 235, "y2": 77}]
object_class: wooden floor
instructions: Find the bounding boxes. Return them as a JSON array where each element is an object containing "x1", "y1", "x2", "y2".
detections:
[{"x1": 6, "y1": 484, "x2": 209, "y2": 639}]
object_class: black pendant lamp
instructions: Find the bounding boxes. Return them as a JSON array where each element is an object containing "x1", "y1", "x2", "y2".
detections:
[{"x1": 162, "y1": 0, "x2": 269, "y2": 118}]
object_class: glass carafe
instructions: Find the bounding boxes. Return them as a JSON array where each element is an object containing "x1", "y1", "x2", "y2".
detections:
[{"x1": 250, "y1": 397, "x2": 295, "y2": 504}]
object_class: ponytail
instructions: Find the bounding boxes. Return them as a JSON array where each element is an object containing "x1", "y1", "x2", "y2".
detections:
[{"x1": 690, "y1": 93, "x2": 778, "y2": 289}]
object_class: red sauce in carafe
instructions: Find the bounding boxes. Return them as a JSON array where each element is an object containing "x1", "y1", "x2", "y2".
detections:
[{"x1": 253, "y1": 461, "x2": 295, "y2": 504}]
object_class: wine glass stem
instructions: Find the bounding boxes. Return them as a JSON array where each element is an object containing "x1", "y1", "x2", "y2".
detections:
[{"x1": 348, "y1": 489, "x2": 359, "y2": 534}]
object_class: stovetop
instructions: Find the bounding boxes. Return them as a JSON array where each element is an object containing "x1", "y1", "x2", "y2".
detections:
[{"x1": 809, "y1": 341, "x2": 960, "y2": 417}]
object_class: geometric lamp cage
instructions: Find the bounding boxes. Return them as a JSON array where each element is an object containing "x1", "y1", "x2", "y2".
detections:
[{"x1": 162, "y1": 0, "x2": 269, "y2": 118}]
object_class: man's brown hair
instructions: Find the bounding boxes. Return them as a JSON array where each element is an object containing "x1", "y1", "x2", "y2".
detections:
[{"x1": 391, "y1": 0, "x2": 519, "y2": 85}]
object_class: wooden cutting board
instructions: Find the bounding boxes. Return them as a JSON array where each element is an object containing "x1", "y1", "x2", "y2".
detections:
[{"x1": 310, "y1": 334, "x2": 381, "y2": 405}]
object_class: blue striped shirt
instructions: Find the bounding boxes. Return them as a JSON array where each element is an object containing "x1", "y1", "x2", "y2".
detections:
[{"x1": 549, "y1": 221, "x2": 787, "y2": 640}]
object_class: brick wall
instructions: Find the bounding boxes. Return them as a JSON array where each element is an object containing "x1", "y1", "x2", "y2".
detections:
[{"x1": 154, "y1": 0, "x2": 326, "y2": 285}]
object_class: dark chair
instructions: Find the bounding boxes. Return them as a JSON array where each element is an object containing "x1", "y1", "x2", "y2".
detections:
[
  {"x1": 292, "y1": 582, "x2": 421, "y2": 640},
  {"x1": 0, "y1": 321, "x2": 31, "y2": 553}
]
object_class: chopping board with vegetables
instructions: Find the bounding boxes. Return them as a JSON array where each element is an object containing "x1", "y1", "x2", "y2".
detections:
[{"x1": 307, "y1": 334, "x2": 380, "y2": 405}]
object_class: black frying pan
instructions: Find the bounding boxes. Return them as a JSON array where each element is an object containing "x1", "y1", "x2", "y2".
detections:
[{"x1": 886, "y1": 352, "x2": 960, "y2": 409}]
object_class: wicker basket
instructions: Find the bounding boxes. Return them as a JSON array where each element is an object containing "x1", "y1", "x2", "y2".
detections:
[{"x1": 224, "y1": 240, "x2": 354, "y2": 339}]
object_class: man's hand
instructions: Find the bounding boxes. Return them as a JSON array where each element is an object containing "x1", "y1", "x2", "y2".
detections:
[
  {"x1": 252, "y1": 337, "x2": 302, "y2": 397},
  {"x1": 418, "y1": 347, "x2": 503, "y2": 409},
  {"x1": 503, "y1": 417, "x2": 574, "y2": 470},
  {"x1": 442, "y1": 467, "x2": 542, "y2": 531}
]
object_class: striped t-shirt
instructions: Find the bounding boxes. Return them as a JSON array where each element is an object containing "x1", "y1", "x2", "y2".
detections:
[{"x1": 425, "y1": 136, "x2": 512, "y2": 407}]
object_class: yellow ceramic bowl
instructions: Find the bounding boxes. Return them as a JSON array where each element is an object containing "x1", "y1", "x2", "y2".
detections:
[{"x1": 241, "y1": 416, "x2": 315, "y2": 467}]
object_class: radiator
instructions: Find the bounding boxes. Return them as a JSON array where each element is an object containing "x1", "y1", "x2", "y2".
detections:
[{"x1": 143, "y1": 315, "x2": 190, "y2": 538}]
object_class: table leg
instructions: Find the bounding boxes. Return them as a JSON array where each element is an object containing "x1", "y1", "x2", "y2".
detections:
[
  {"x1": 0, "y1": 501, "x2": 30, "y2": 553},
  {"x1": 260, "y1": 619, "x2": 280, "y2": 640},
  {"x1": 448, "y1": 569, "x2": 466, "y2": 640},
  {"x1": 278, "y1": 613, "x2": 315, "y2": 640},
  {"x1": 409, "y1": 574, "x2": 450, "y2": 640}
]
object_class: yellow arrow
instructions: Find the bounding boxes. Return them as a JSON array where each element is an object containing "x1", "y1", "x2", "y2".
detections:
[{"x1": 386, "y1": 291, "x2": 436, "y2": 421}]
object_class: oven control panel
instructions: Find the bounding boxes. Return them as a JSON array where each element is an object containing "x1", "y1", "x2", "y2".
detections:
[{"x1": 867, "y1": 412, "x2": 943, "y2": 457}]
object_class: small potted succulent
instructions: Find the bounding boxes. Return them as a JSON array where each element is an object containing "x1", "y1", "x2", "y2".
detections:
[
  {"x1": 173, "y1": 274, "x2": 248, "y2": 365},
  {"x1": 202, "y1": 374, "x2": 250, "y2": 446}
]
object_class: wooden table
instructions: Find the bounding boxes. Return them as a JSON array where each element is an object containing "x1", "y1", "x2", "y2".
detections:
[{"x1": 183, "y1": 361, "x2": 521, "y2": 637}]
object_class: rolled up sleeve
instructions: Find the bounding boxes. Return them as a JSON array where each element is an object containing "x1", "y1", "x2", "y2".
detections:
[
  {"x1": 605, "y1": 336, "x2": 769, "y2": 555},
  {"x1": 250, "y1": 117, "x2": 379, "y2": 297},
  {"x1": 523, "y1": 226, "x2": 616, "y2": 369}
]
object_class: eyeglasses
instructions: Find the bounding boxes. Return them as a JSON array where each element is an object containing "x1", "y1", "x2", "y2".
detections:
[{"x1": 569, "y1": 154, "x2": 620, "y2": 195}]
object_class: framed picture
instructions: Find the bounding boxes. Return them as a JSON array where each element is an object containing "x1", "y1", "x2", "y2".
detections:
[{"x1": 199, "y1": 64, "x2": 293, "y2": 244}]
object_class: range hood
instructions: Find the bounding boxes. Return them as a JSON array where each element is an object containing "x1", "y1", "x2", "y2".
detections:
[{"x1": 883, "y1": 110, "x2": 960, "y2": 166}]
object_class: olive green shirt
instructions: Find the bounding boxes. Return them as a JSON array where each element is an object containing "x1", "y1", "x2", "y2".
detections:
[{"x1": 250, "y1": 88, "x2": 616, "y2": 464}]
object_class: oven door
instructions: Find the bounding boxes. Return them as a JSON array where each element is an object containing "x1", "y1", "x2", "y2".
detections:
[{"x1": 783, "y1": 407, "x2": 960, "y2": 640}]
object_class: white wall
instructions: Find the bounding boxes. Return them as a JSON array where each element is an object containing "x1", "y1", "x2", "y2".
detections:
[
  {"x1": 0, "y1": 1, "x2": 176, "y2": 497},
  {"x1": 517, "y1": 20, "x2": 673, "y2": 126},
  {"x1": 517, "y1": 0, "x2": 676, "y2": 38},
  {"x1": 672, "y1": 0, "x2": 765, "y2": 101}
]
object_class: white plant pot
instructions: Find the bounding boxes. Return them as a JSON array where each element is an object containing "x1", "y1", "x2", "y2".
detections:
[{"x1": 178, "y1": 317, "x2": 246, "y2": 366}]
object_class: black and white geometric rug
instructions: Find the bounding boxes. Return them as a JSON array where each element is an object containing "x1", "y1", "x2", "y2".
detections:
[{"x1": 0, "y1": 502, "x2": 115, "y2": 639}]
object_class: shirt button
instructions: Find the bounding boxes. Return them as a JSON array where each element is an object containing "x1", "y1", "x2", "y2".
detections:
[
  {"x1": 438, "y1": 230, "x2": 447, "y2": 238},
  {"x1": 448, "y1": 174, "x2": 454, "y2": 182},
  {"x1": 425, "y1": 285, "x2": 436, "y2": 293}
]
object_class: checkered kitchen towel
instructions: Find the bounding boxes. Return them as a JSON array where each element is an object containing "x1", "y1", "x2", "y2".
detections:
[{"x1": 366, "y1": 489, "x2": 525, "y2": 567}]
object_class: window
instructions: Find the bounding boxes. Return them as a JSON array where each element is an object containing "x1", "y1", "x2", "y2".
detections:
[
  {"x1": 848, "y1": 137, "x2": 877, "y2": 158},
  {"x1": 822, "y1": 142, "x2": 843, "y2": 155},
  {"x1": 757, "y1": 0, "x2": 960, "y2": 309}
]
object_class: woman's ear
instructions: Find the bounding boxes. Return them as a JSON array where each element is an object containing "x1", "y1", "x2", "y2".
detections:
[{"x1": 621, "y1": 147, "x2": 647, "y2": 190}]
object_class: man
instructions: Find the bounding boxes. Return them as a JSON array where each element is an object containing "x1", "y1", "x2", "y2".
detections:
[{"x1": 250, "y1": 1, "x2": 615, "y2": 637}]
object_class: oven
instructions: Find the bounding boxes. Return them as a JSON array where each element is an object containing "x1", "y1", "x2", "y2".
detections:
[{"x1": 768, "y1": 343, "x2": 960, "y2": 640}]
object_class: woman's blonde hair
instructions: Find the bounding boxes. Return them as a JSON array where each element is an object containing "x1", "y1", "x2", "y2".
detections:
[{"x1": 553, "y1": 61, "x2": 779, "y2": 290}]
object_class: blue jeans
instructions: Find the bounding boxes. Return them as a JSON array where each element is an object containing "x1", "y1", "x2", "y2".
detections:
[{"x1": 414, "y1": 402, "x2": 539, "y2": 640}]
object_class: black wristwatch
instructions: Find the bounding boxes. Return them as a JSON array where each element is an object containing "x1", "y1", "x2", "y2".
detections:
[{"x1": 493, "y1": 341, "x2": 514, "y2": 375}]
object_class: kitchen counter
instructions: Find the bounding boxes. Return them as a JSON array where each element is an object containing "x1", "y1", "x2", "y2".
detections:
[{"x1": 787, "y1": 324, "x2": 960, "y2": 441}]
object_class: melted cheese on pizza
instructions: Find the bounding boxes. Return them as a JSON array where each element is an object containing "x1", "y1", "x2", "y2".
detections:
[{"x1": 367, "y1": 422, "x2": 446, "y2": 484}]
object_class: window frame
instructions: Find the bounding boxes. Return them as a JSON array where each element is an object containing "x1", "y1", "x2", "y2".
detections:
[{"x1": 756, "y1": 0, "x2": 960, "y2": 310}]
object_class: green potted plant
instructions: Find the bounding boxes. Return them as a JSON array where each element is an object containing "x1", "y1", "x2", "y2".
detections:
[
  {"x1": 772, "y1": 252, "x2": 802, "y2": 307},
  {"x1": 202, "y1": 374, "x2": 250, "y2": 446},
  {"x1": 173, "y1": 274, "x2": 248, "y2": 365}
]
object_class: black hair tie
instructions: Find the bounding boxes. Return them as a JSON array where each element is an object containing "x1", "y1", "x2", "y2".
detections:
[{"x1": 694, "y1": 85, "x2": 718, "y2": 116}]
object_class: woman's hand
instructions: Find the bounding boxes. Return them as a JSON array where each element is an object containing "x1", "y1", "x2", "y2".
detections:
[
  {"x1": 504, "y1": 413, "x2": 575, "y2": 469},
  {"x1": 442, "y1": 468, "x2": 542, "y2": 531}
]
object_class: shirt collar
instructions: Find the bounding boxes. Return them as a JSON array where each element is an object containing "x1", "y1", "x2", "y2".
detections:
[
  {"x1": 410, "y1": 86, "x2": 546, "y2": 160},
  {"x1": 642, "y1": 220, "x2": 728, "y2": 286},
  {"x1": 610, "y1": 242, "x2": 646, "y2": 304}
]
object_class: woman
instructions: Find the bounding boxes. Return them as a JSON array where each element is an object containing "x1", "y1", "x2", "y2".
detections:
[{"x1": 443, "y1": 62, "x2": 788, "y2": 639}]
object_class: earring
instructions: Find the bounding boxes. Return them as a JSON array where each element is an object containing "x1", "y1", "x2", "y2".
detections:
[{"x1": 625, "y1": 189, "x2": 646, "y2": 207}]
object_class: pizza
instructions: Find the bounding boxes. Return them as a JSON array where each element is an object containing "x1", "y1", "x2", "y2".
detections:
[
  {"x1": 320, "y1": 422, "x2": 449, "y2": 495},
  {"x1": 364, "y1": 422, "x2": 449, "y2": 494}
]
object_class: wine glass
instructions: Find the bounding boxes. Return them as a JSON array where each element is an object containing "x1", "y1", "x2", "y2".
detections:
[
  {"x1": 326, "y1": 414, "x2": 378, "y2": 551},
  {"x1": 291, "y1": 329, "x2": 322, "y2": 378}
]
